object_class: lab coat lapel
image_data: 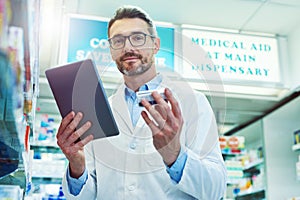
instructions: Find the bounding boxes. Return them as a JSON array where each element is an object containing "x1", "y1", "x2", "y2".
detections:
[
  {"x1": 135, "y1": 107, "x2": 146, "y2": 128},
  {"x1": 110, "y1": 75, "x2": 174, "y2": 135},
  {"x1": 110, "y1": 85, "x2": 134, "y2": 134}
]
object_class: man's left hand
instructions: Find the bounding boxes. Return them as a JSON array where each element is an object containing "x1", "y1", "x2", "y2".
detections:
[{"x1": 141, "y1": 88, "x2": 183, "y2": 166}]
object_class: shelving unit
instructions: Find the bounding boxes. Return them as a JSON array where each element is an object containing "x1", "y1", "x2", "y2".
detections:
[
  {"x1": 262, "y1": 93, "x2": 300, "y2": 199},
  {"x1": 223, "y1": 121, "x2": 266, "y2": 200},
  {"x1": 0, "y1": 0, "x2": 40, "y2": 198},
  {"x1": 225, "y1": 156, "x2": 265, "y2": 199},
  {"x1": 30, "y1": 141, "x2": 60, "y2": 149},
  {"x1": 223, "y1": 91, "x2": 300, "y2": 200},
  {"x1": 292, "y1": 143, "x2": 300, "y2": 151},
  {"x1": 292, "y1": 137, "x2": 300, "y2": 181},
  {"x1": 235, "y1": 188, "x2": 265, "y2": 200},
  {"x1": 243, "y1": 158, "x2": 264, "y2": 171},
  {"x1": 32, "y1": 159, "x2": 65, "y2": 179}
]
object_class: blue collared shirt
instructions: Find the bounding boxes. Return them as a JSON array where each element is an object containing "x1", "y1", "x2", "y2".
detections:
[
  {"x1": 67, "y1": 74, "x2": 187, "y2": 195},
  {"x1": 124, "y1": 74, "x2": 163, "y2": 127}
]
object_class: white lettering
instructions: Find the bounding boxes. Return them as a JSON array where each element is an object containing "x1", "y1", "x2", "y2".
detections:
[
  {"x1": 89, "y1": 38, "x2": 110, "y2": 49},
  {"x1": 76, "y1": 50, "x2": 86, "y2": 60},
  {"x1": 99, "y1": 39, "x2": 110, "y2": 49},
  {"x1": 90, "y1": 38, "x2": 99, "y2": 49}
]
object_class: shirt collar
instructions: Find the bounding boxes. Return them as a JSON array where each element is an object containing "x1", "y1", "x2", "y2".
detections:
[{"x1": 124, "y1": 73, "x2": 163, "y2": 100}]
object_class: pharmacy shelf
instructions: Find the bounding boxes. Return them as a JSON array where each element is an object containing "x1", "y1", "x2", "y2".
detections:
[
  {"x1": 287, "y1": 196, "x2": 300, "y2": 200},
  {"x1": 32, "y1": 159, "x2": 66, "y2": 179},
  {"x1": 238, "y1": 188, "x2": 265, "y2": 196},
  {"x1": 243, "y1": 158, "x2": 264, "y2": 171},
  {"x1": 0, "y1": 185, "x2": 23, "y2": 200},
  {"x1": 236, "y1": 188, "x2": 265, "y2": 199},
  {"x1": 227, "y1": 178, "x2": 243, "y2": 185},
  {"x1": 292, "y1": 144, "x2": 300, "y2": 151},
  {"x1": 31, "y1": 141, "x2": 60, "y2": 149}
]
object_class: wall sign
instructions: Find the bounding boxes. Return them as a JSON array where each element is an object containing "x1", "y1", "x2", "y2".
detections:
[
  {"x1": 62, "y1": 15, "x2": 174, "y2": 71},
  {"x1": 182, "y1": 29, "x2": 281, "y2": 83}
]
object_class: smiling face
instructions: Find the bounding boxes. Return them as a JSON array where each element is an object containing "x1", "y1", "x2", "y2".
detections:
[{"x1": 109, "y1": 18, "x2": 160, "y2": 77}]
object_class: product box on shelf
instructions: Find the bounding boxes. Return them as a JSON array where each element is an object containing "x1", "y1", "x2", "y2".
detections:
[
  {"x1": 219, "y1": 136, "x2": 245, "y2": 155},
  {"x1": 0, "y1": 0, "x2": 12, "y2": 49},
  {"x1": 294, "y1": 129, "x2": 300, "y2": 145},
  {"x1": 0, "y1": 185, "x2": 23, "y2": 200},
  {"x1": 34, "y1": 113, "x2": 58, "y2": 145}
]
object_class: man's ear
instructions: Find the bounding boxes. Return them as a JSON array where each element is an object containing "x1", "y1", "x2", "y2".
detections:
[{"x1": 153, "y1": 37, "x2": 160, "y2": 54}]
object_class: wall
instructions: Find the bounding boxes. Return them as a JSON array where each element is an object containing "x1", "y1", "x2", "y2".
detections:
[
  {"x1": 263, "y1": 96, "x2": 300, "y2": 200},
  {"x1": 287, "y1": 25, "x2": 300, "y2": 90},
  {"x1": 235, "y1": 120, "x2": 264, "y2": 150}
]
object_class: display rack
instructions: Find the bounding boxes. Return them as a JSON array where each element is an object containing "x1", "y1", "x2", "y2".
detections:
[
  {"x1": 221, "y1": 121, "x2": 266, "y2": 200},
  {"x1": 292, "y1": 143, "x2": 300, "y2": 151},
  {"x1": 235, "y1": 188, "x2": 265, "y2": 200},
  {"x1": 292, "y1": 139, "x2": 300, "y2": 181},
  {"x1": 243, "y1": 158, "x2": 264, "y2": 171},
  {"x1": 0, "y1": 0, "x2": 40, "y2": 198},
  {"x1": 225, "y1": 155, "x2": 265, "y2": 199}
]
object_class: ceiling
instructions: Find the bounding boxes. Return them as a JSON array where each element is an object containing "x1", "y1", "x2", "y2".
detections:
[
  {"x1": 72, "y1": 0, "x2": 300, "y2": 35},
  {"x1": 37, "y1": 0, "x2": 300, "y2": 135}
]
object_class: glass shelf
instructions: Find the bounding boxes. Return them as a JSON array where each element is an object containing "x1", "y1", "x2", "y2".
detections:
[
  {"x1": 243, "y1": 158, "x2": 264, "y2": 171},
  {"x1": 292, "y1": 143, "x2": 300, "y2": 151},
  {"x1": 236, "y1": 188, "x2": 265, "y2": 199}
]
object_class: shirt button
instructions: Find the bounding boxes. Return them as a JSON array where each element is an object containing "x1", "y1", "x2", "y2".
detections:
[
  {"x1": 128, "y1": 184, "x2": 136, "y2": 191},
  {"x1": 130, "y1": 142, "x2": 137, "y2": 149}
]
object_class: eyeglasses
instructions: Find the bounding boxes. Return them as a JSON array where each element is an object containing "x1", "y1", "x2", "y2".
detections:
[{"x1": 108, "y1": 32, "x2": 155, "y2": 50}]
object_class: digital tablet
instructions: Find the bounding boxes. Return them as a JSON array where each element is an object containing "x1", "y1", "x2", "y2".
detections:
[{"x1": 45, "y1": 59, "x2": 119, "y2": 141}]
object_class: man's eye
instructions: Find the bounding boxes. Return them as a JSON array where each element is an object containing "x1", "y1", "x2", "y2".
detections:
[
  {"x1": 113, "y1": 37, "x2": 124, "y2": 45},
  {"x1": 132, "y1": 34, "x2": 144, "y2": 41}
]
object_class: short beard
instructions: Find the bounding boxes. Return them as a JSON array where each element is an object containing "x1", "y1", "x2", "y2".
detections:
[{"x1": 117, "y1": 53, "x2": 153, "y2": 76}]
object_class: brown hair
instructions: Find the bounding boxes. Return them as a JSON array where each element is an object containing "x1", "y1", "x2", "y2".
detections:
[{"x1": 108, "y1": 5, "x2": 156, "y2": 37}]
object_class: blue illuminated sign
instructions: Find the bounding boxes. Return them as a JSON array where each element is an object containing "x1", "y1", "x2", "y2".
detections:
[{"x1": 65, "y1": 16, "x2": 174, "y2": 70}]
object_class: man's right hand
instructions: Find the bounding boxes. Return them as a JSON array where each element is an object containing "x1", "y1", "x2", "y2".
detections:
[{"x1": 56, "y1": 111, "x2": 94, "y2": 178}]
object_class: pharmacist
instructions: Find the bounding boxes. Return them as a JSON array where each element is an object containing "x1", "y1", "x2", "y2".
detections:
[{"x1": 56, "y1": 5, "x2": 226, "y2": 200}]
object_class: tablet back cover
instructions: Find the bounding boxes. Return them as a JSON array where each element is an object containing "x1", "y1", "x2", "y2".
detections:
[{"x1": 45, "y1": 59, "x2": 119, "y2": 140}]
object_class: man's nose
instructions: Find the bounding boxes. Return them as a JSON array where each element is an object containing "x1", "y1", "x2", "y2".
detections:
[{"x1": 123, "y1": 37, "x2": 134, "y2": 51}]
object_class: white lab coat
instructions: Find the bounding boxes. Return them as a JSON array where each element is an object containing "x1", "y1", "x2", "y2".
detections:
[{"x1": 62, "y1": 75, "x2": 227, "y2": 200}]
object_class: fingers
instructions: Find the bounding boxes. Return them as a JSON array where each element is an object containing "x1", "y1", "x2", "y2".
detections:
[
  {"x1": 141, "y1": 111, "x2": 161, "y2": 134},
  {"x1": 153, "y1": 104, "x2": 167, "y2": 120},
  {"x1": 141, "y1": 98, "x2": 166, "y2": 130},
  {"x1": 151, "y1": 89, "x2": 179, "y2": 126},
  {"x1": 57, "y1": 111, "x2": 92, "y2": 147},
  {"x1": 76, "y1": 134, "x2": 94, "y2": 148},
  {"x1": 140, "y1": 88, "x2": 183, "y2": 133},
  {"x1": 65, "y1": 120, "x2": 92, "y2": 146},
  {"x1": 164, "y1": 88, "x2": 182, "y2": 119},
  {"x1": 140, "y1": 88, "x2": 181, "y2": 128},
  {"x1": 67, "y1": 134, "x2": 94, "y2": 155},
  {"x1": 165, "y1": 89, "x2": 184, "y2": 132},
  {"x1": 57, "y1": 112, "x2": 82, "y2": 143},
  {"x1": 57, "y1": 111, "x2": 75, "y2": 136},
  {"x1": 151, "y1": 91, "x2": 167, "y2": 105}
]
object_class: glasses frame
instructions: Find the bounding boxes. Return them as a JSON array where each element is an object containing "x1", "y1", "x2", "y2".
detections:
[{"x1": 108, "y1": 32, "x2": 156, "y2": 50}]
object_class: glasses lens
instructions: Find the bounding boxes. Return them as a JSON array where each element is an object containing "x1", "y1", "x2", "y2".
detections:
[
  {"x1": 109, "y1": 33, "x2": 148, "y2": 49},
  {"x1": 110, "y1": 36, "x2": 125, "y2": 49},
  {"x1": 129, "y1": 33, "x2": 146, "y2": 46}
]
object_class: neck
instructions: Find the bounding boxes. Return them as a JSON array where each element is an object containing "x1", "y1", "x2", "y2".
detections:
[{"x1": 124, "y1": 66, "x2": 156, "y2": 91}]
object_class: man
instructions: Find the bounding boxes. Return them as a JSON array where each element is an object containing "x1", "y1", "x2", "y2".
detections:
[{"x1": 58, "y1": 5, "x2": 226, "y2": 200}]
